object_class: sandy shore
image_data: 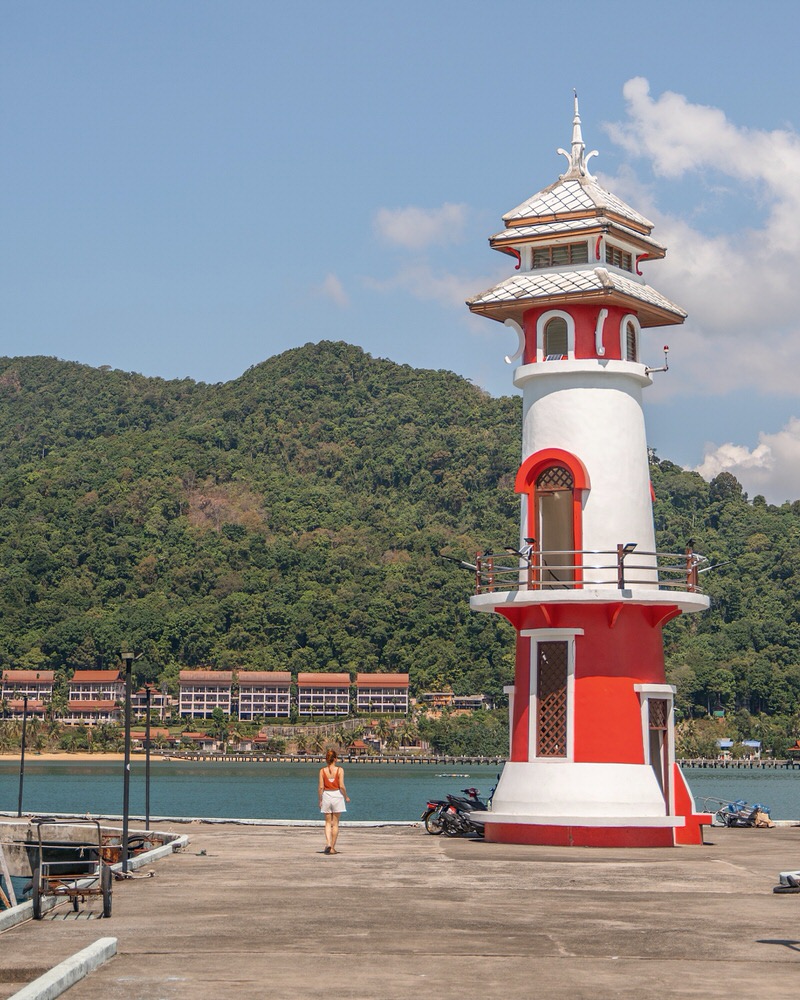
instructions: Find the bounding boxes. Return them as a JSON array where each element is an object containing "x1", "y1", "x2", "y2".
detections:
[{"x1": 0, "y1": 752, "x2": 161, "y2": 762}]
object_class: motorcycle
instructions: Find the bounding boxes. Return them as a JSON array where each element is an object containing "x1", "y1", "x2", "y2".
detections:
[{"x1": 422, "y1": 785, "x2": 494, "y2": 838}]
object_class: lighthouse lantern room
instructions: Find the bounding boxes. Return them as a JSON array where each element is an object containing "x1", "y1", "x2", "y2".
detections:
[{"x1": 466, "y1": 96, "x2": 711, "y2": 847}]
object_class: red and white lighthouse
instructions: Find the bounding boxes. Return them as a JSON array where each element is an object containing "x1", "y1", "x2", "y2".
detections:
[{"x1": 467, "y1": 96, "x2": 710, "y2": 847}]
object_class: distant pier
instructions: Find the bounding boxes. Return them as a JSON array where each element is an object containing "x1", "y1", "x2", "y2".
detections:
[
  {"x1": 154, "y1": 752, "x2": 506, "y2": 766},
  {"x1": 679, "y1": 758, "x2": 800, "y2": 770}
]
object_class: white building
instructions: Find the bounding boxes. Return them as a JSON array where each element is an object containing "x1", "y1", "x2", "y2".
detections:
[
  {"x1": 297, "y1": 673, "x2": 350, "y2": 716},
  {"x1": 1, "y1": 670, "x2": 55, "y2": 718},
  {"x1": 179, "y1": 670, "x2": 233, "y2": 718},
  {"x1": 237, "y1": 671, "x2": 292, "y2": 719},
  {"x1": 355, "y1": 673, "x2": 409, "y2": 714}
]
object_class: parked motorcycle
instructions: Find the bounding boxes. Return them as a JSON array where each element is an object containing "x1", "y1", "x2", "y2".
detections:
[
  {"x1": 423, "y1": 785, "x2": 494, "y2": 838},
  {"x1": 440, "y1": 787, "x2": 490, "y2": 838}
]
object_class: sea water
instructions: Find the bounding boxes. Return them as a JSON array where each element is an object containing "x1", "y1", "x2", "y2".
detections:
[
  {"x1": 0, "y1": 760, "x2": 501, "y2": 823},
  {"x1": 1, "y1": 761, "x2": 798, "y2": 822}
]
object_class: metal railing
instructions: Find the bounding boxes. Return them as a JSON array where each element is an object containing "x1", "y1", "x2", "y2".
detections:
[{"x1": 474, "y1": 544, "x2": 706, "y2": 595}]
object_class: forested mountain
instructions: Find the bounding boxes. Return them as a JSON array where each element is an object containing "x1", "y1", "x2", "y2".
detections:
[
  {"x1": 1, "y1": 341, "x2": 800, "y2": 747},
  {"x1": 0, "y1": 343, "x2": 519, "y2": 701}
]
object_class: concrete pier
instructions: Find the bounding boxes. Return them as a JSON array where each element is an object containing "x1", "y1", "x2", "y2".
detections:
[{"x1": 3, "y1": 823, "x2": 800, "y2": 998}]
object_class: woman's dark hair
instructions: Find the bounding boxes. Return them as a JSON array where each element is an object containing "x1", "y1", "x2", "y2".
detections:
[{"x1": 325, "y1": 749, "x2": 338, "y2": 765}]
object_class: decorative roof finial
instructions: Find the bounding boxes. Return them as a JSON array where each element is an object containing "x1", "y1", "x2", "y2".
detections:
[{"x1": 558, "y1": 90, "x2": 598, "y2": 179}]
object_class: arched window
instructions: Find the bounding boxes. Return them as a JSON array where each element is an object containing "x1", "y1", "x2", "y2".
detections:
[
  {"x1": 515, "y1": 449, "x2": 589, "y2": 588},
  {"x1": 536, "y1": 310, "x2": 575, "y2": 362},
  {"x1": 544, "y1": 318, "x2": 568, "y2": 359},
  {"x1": 625, "y1": 321, "x2": 638, "y2": 362},
  {"x1": 620, "y1": 314, "x2": 641, "y2": 363}
]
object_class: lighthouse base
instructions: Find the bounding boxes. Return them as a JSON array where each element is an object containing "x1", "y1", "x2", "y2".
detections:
[
  {"x1": 484, "y1": 821, "x2": 675, "y2": 848},
  {"x1": 477, "y1": 761, "x2": 708, "y2": 847}
]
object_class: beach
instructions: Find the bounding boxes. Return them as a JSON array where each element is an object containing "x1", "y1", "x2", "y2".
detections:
[{"x1": 0, "y1": 752, "x2": 167, "y2": 762}]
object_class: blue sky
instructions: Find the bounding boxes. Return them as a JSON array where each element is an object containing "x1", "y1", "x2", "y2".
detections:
[{"x1": 3, "y1": 1, "x2": 800, "y2": 501}]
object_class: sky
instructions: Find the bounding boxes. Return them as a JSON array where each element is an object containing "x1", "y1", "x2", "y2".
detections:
[{"x1": 3, "y1": 1, "x2": 800, "y2": 503}]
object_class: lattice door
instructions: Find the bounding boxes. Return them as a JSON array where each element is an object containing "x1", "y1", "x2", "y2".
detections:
[
  {"x1": 536, "y1": 642, "x2": 568, "y2": 757},
  {"x1": 648, "y1": 699, "x2": 668, "y2": 731}
]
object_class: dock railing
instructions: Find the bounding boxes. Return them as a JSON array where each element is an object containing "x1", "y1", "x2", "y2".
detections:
[{"x1": 475, "y1": 544, "x2": 706, "y2": 595}]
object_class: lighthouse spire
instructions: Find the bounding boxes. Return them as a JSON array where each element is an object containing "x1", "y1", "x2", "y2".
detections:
[{"x1": 558, "y1": 90, "x2": 598, "y2": 178}]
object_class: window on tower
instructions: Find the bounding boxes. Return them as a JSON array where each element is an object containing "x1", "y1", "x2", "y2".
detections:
[
  {"x1": 543, "y1": 317, "x2": 568, "y2": 359},
  {"x1": 625, "y1": 320, "x2": 638, "y2": 362},
  {"x1": 605, "y1": 244, "x2": 633, "y2": 272},
  {"x1": 532, "y1": 242, "x2": 589, "y2": 269}
]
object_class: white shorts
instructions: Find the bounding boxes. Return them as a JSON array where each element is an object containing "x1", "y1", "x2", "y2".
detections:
[{"x1": 320, "y1": 790, "x2": 346, "y2": 814}]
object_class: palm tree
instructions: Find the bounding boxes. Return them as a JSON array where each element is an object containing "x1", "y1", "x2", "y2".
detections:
[
  {"x1": 398, "y1": 720, "x2": 419, "y2": 747},
  {"x1": 374, "y1": 717, "x2": 392, "y2": 751}
]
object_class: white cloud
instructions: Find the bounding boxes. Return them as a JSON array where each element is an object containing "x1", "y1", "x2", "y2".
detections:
[
  {"x1": 318, "y1": 273, "x2": 349, "y2": 308},
  {"x1": 695, "y1": 417, "x2": 800, "y2": 504},
  {"x1": 374, "y1": 203, "x2": 468, "y2": 250},
  {"x1": 603, "y1": 78, "x2": 800, "y2": 397}
]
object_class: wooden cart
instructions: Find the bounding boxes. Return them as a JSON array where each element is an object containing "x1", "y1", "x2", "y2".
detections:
[{"x1": 30, "y1": 819, "x2": 112, "y2": 919}]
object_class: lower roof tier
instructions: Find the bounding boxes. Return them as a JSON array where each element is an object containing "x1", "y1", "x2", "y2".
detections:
[{"x1": 467, "y1": 267, "x2": 686, "y2": 328}]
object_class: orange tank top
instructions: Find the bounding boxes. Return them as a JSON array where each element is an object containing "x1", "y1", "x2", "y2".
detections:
[{"x1": 322, "y1": 768, "x2": 340, "y2": 790}]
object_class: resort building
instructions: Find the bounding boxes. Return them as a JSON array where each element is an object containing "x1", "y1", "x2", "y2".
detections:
[
  {"x1": 1, "y1": 670, "x2": 55, "y2": 718},
  {"x1": 61, "y1": 669, "x2": 125, "y2": 725},
  {"x1": 297, "y1": 673, "x2": 351, "y2": 716},
  {"x1": 178, "y1": 670, "x2": 233, "y2": 718},
  {"x1": 68, "y1": 670, "x2": 124, "y2": 703},
  {"x1": 452, "y1": 694, "x2": 490, "y2": 711},
  {"x1": 419, "y1": 692, "x2": 455, "y2": 709},
  {"x1": 237, "y1": 671, "x2": 292, "y2": 719},
  {"x1": 130, "y1": 687, "x2": 173, "y2": 720},
  {"x1": 355, "y1": 673, "x2": 409, "y2": 714},
  {"x1": 62, "y1": 701, "x2": 122, "y2": 726}
]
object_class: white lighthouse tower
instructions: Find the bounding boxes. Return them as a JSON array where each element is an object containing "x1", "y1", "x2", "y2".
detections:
[{"x1": 467, "y1": 96, "x2": 711, "y2": 847}]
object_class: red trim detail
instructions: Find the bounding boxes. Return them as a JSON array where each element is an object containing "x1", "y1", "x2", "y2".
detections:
[
  {"x1": 509, "y1": 248, "x2": 521, "y2": 270},
  {"x1": 515, "y1": 449, "x2": 590, "y2": 493},
  {"x1": 485, "y1": 823, "x2": 675, "y2": 848},
  {"x1": 595, "y1": 234, "x2": 603, "y2": 261},
  {"x1": 510, "y1": 636, "x2": 531, "y2": 761},
  {"x1": 635, "y1": 253, "x2": 650, "y2": 276},
  {"x1": 646, "y1": 607, "x2": 682, "y2": 629},
  {"x1": 672, "y1": 763, "x2": 711, "y2": 845}
]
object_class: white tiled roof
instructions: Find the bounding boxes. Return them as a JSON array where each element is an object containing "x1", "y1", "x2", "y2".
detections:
[
  {"x1": 489, "y1": 217, "x2": 666, "y2": 254},
  {"x1": 502, "y1": 177, "x2": 654, "y2": 231},
  {"x1": 467, "y1": 268, "x2": 686, "y2": 318}
]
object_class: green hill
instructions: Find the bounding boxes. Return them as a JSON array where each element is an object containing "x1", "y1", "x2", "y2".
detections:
[
  {"x1": 0, "y1": 342, "x2": 520, "y2": 700},
  {"x1": 2, "y1": 341, "x2": 800, "y2": 750}
]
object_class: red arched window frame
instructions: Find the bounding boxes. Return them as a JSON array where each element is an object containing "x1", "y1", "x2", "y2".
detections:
[{"x1": 515, "y1": 448, "x2": 590, "y2": 585}]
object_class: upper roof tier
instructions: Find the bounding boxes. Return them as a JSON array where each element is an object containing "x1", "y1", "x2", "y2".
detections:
[
  {"x1": 502, "y1": 94, "x2": 653, "y2": 233},
  {"x1": 467, "y1": 94, "x2": 685, "y2": 328}
]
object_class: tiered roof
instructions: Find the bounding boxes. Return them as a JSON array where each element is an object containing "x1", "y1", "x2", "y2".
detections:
[{"x1": 467, "y1": 94, "x2": 685, "y2": 329}]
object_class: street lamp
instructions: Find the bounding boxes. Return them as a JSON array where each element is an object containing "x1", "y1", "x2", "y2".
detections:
[
  {"x1": 17, "y1": 695, "x2": 28, "y2": 817},
  {"x1": 145, "y1": 683, "x2": 152, "y2": 831},
  {"x1": 120, "y1": 650, "x2": 135, "y2": 874},
  {"x1": 617, "y1": 542, "x2": 637, "y2": 590}
]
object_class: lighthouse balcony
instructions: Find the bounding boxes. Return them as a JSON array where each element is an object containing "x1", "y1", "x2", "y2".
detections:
[{"x1": 469, "y1": 547, "x2": 710, "y2": 616}]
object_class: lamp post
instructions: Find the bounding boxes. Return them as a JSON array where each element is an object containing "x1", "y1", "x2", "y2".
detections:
[
  {"x1": 120, "y1": 650, "x2": 135, "y2": 874},
  {"x1": 617, "y1": 542, "x2": 637, "y2": 590},
  {"x1": 145, "y1": 683, "x2": 152, "y2": 831},
  {"x1": 17, "y1": 695, "x2": 28, "y2": 817}
]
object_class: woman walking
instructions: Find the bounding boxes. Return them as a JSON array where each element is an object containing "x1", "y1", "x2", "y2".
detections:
[{"x1": 318, "y1": 749, "x2": 350, "y2": 854}]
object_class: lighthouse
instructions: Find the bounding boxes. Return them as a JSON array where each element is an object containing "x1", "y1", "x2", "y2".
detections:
[{"x1": 467, "y1": 96, "x2": 711, "y2": 847}]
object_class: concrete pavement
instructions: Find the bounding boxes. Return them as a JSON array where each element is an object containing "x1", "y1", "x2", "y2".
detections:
[{"x1": 3, "y1": 822, "x2": 800, "y2": 999}]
